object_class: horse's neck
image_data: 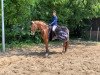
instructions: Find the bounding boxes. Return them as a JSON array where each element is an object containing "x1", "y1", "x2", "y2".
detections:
[
  {"x1": 34, "y1": 21, "x2": 48, "y2": 31},
  {"x1": 38, "y1": 24, "x2": 47, "y2": 31},
  {"x1": 36, "y1": 25, "x2": 41, "y2": 30},
  {"x1": 35, "y1": 25, "x2": 43, "y2": 32}
]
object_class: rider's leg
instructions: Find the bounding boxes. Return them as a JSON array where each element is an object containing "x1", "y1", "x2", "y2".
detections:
[
  {"x1": 52, "y1": 25, "x2": 57, "y2": 40},
  {"x1": 52, "y1": 25, "x2": 57, "y2": 31},
  {"x1": 49, "y1": 26, "x2": 52, "y2": 41}
]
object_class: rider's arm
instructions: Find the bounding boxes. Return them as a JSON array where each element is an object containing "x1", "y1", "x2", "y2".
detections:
[
  {"x1": 50, "y1": 20, "x2": 56, "y2": 25},
  {"x1": 50, "y1": 16, "x2": 57, "y2": 26}
]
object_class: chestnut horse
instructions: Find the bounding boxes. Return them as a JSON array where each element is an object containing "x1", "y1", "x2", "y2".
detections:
[
  {"x1": 31, "y1": 21, "x2": 49, "y2": 56},
  {"x1": 31, "y1": 21, "x2": 69, "y2": 56}
]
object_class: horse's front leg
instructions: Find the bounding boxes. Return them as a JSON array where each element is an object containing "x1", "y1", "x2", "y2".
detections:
[
  {"x1": 44, "y1": 38, "x2": 49, "y2": 57},
  {"x1": 45, "y1": 41, "x2": 49, "y2": 57},
  {"x1": 42, "y1": 31, "x2": 49, "y2": 57}
]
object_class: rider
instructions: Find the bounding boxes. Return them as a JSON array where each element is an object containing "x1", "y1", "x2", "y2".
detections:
[
  {"x1": 50, "y1": 10, "x2": 58, "y2": 32},
  {"x1": 49, "y1": 10, "x2": 58, "y2": 40}
]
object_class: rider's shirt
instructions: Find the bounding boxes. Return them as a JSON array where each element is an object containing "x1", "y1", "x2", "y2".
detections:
[{"x1": 50, "y1": 16, "x2": 58, "y2": 26}]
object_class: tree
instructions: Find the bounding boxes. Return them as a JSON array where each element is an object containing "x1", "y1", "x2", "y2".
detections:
[{"x1": 0, "y1": 0, "x2": 100, "y2": 43}]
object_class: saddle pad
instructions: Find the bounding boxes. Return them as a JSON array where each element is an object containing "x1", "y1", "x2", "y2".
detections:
[{"x1": 57, "y1": 30, "x2": 68, "y2": 40}]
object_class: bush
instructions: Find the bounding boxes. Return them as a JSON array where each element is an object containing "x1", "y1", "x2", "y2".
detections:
[{"x1": 0, "y1": 0, "x2": 100, "y2": 44}]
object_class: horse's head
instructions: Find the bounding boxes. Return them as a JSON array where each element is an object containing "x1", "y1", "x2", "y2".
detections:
[{"x1": 31, "y1": 21, "x2": 37, "y2": 35}]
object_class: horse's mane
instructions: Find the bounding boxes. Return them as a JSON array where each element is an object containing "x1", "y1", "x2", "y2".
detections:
[
  {"x1": 32, "y1": 20, "x2": 48, "y2": 26},
  {"x1": 31, "y1": 20, "x2": 49, "y2": 31}
]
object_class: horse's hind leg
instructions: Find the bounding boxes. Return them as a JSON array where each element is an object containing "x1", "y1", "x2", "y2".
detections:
[
  {"x1": 65, "y1": 41, "x2": 69, "y2": 52},
  {"x1": 62, "y1": 41, "x2": 69, "y2": 53}
]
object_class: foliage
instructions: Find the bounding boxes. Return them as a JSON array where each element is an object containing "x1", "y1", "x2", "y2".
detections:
[
  {"x1": 0, "y1": 0, "x2": 35, "y2": 43},
  {"x1": 32, "y1": 0, "x2": 100, "y2": 37},
  {"x1": 0, "y1": 0, "x2": 100, "y2": 44}
]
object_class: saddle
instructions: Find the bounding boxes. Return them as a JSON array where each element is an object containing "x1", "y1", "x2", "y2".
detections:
[{"x1": 49, "y1": 26, "x2": 69, "y2": 41}]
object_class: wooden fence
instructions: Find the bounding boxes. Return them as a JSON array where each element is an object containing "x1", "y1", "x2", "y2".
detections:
[{"x1": 85, "y1": 27, "x2": 100, "y2": 41}]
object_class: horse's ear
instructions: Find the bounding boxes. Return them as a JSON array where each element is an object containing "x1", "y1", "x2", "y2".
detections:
[{"x1": 31, "y1": 21, "x2": 35, "y2": 24}]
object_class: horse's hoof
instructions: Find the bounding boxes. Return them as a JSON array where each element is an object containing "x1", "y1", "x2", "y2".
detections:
[
  {"x1": 45, "y1": 53, "x2": 49, "y2": 57},
  {"x1": 62, "y1": 51, "x2": 66, "y2": 54}
]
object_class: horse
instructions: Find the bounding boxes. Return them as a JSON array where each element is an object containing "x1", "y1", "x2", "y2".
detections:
[
  {"x1": 31, "y1": 21, "x2": 49, "y2": 56},
  {"x1": 31, "y1": 20, "x2": 69, "y2": 56}
]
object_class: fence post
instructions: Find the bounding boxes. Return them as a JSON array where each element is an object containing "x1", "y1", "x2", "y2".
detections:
[
  {"x1": 90, "y1": 27, "x2": 92, "y2": 41},
  {"x1": 1, "y1": 0, "x2": 5, "y2": 52},
  {"x1": 97, "y1": 27, "x2": 99, "y2": 42}
]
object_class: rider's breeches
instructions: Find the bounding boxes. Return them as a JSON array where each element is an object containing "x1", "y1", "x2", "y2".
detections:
[{"x1": 52, "y1": 25, "x2": 57, "y2": 31}]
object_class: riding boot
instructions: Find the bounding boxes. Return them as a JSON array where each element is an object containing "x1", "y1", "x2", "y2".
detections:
[{"x1": 52, "y1": 31, "x2": 57, "y2": 40}]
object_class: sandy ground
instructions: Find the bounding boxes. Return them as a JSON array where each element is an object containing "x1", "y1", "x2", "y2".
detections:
[{"x1": 0, "y1": 40, "x2": 100, "y2": 75}]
